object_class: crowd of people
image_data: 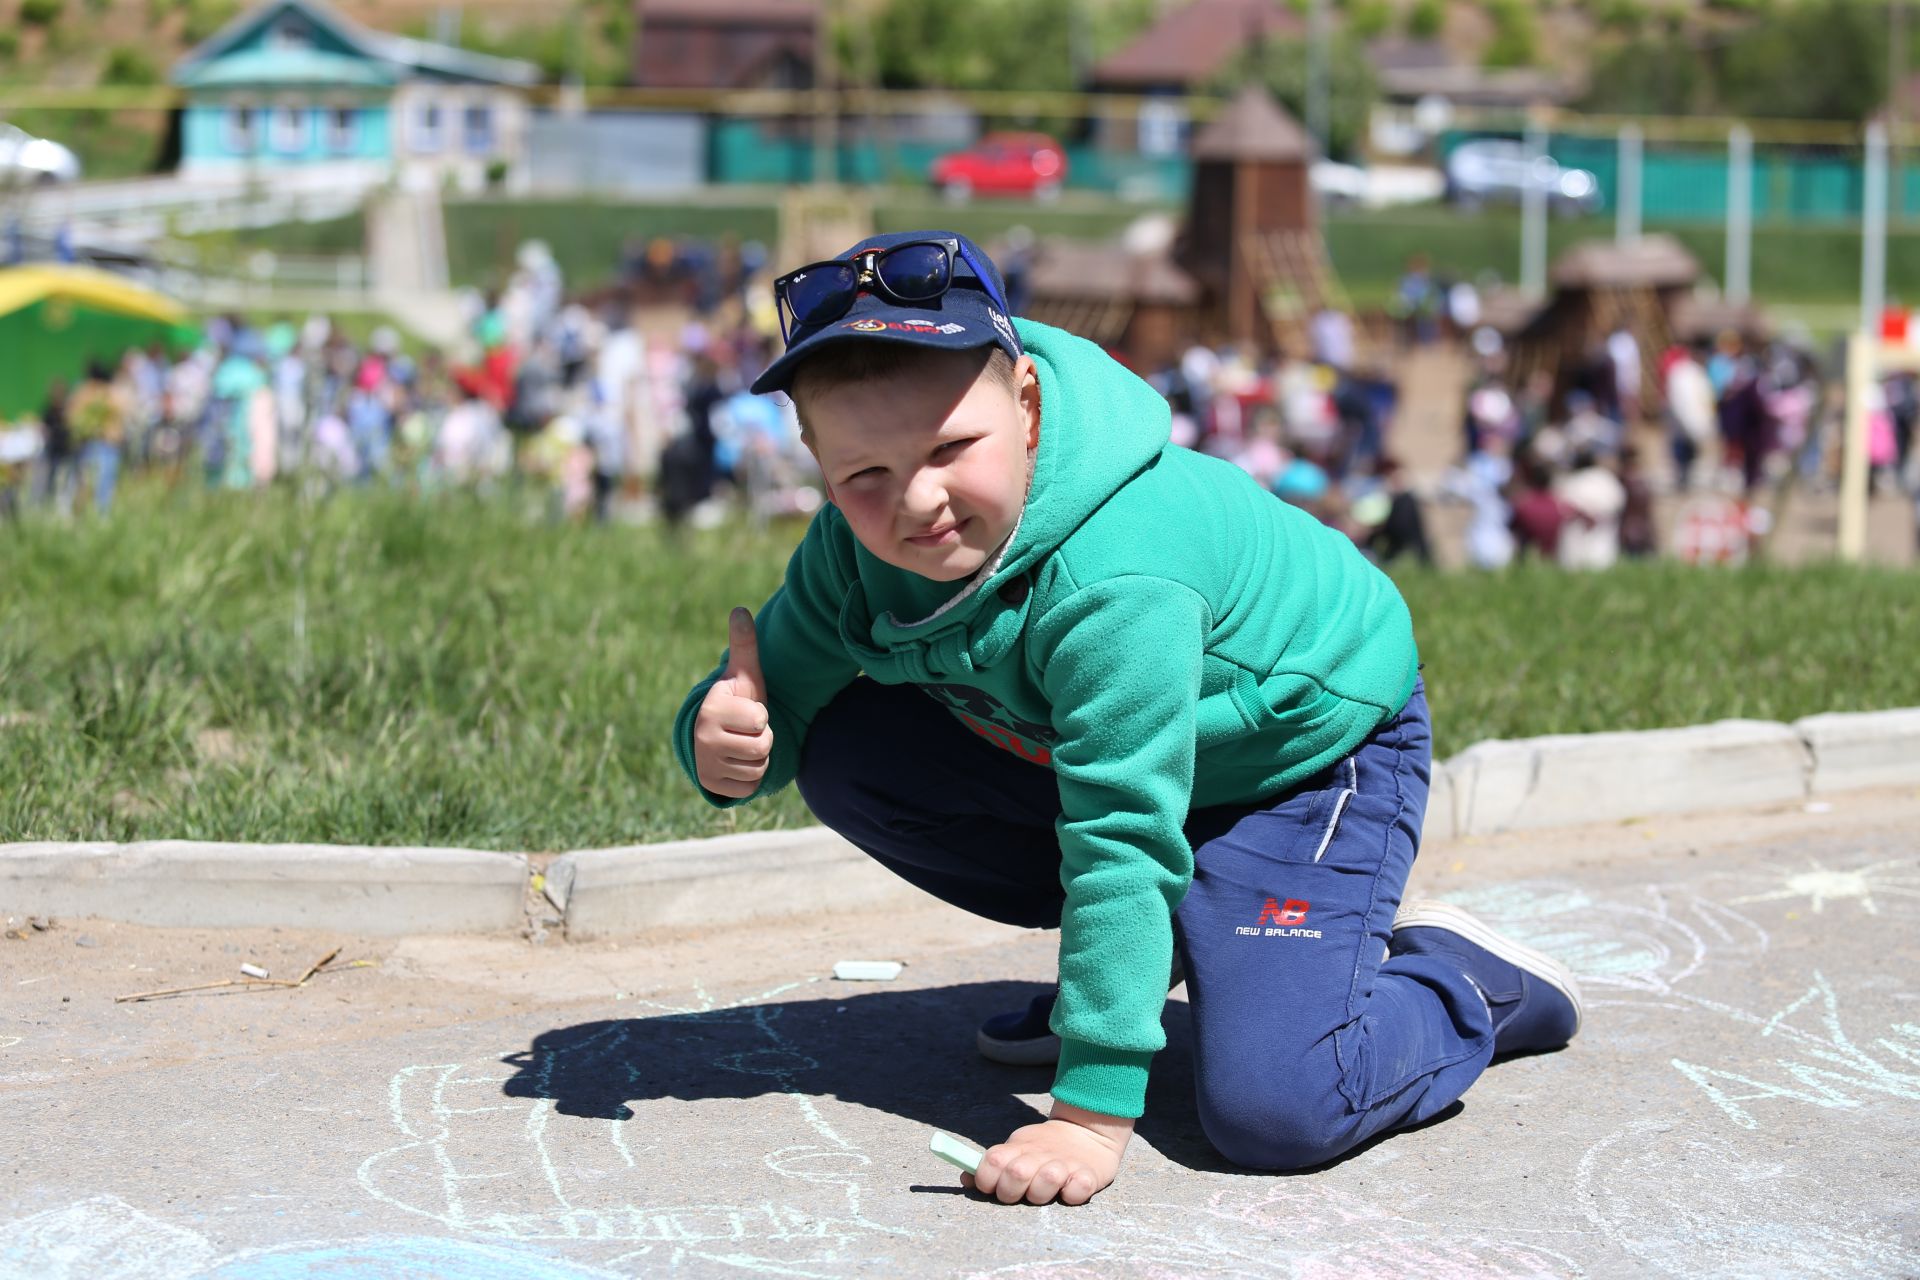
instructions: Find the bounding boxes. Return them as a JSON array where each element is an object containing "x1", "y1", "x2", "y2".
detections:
[
  {"x1": 0, "y1": 239, "x2": 821, "y2": 527},
  {"x1": 4, "y1": 235, "x2": 1914, "y2": 565}
]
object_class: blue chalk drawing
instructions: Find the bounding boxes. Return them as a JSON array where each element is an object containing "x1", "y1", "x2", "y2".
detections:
[{"x1": 204, "y1": 1235, "x2": 626, "y2": 1279}]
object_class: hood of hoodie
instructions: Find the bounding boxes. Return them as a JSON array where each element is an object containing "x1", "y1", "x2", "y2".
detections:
[{"x1": 838, "y1": 317, "x2": 1172, "y2": 683}]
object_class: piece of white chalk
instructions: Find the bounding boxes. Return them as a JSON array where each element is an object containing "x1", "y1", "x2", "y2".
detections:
[
  {"x1": 239, "y1": 963, "x2": 270, "y2": 979},
  {"x1": 929, "y1": 1130, "x2": 983, "y2": 1175},
  {"x1": 832, "y1": 960, "x2": 903, "y2": 982}
]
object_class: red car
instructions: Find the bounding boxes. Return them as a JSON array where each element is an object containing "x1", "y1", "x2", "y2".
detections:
[{"x1": 929, "y1": 132, "x2": 1068, "y2": 201}]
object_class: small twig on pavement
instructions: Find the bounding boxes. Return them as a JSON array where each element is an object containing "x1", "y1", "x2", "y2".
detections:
[{"x1": 115, "y1": 945, "x2": 349, "y2": 1003}]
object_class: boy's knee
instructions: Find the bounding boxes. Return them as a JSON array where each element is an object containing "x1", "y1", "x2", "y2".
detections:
[{"x1": 1199, "y1": 1088, "x2": 1357, "y2": 1172}]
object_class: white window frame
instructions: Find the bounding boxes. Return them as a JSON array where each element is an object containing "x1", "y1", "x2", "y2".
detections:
[
  {"x1": 410, "y1": 101, "x2": 443, "y2": 154},
  {"x1": 270, "y1": 103, "x2": 309, "y2": 154},
  {"x1": 324, "y1": 105, "x2": 358, "y2": 153},
  {"x1": 223, "y1": 102, "x2": 258, "y2": 153},
  {"x1": 461, "y1": 103, "x2": 494, "y2": 156}
]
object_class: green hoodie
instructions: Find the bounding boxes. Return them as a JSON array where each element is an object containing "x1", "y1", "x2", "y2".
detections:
[{"x1": 673, "y1": 319, "x2": 1418, "y2": 1118}]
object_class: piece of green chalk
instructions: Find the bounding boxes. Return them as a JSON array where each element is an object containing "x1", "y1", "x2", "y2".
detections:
[{"x1": 929, "y1": 1130, "x2": 983, "y2": 1175}]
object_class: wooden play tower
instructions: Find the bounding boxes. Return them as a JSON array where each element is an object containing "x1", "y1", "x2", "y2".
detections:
[{"x1": 1178, "y1": 85, "x2": 1346, "y2": 355}]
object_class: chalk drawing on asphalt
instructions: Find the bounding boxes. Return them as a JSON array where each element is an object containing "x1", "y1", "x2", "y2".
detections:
[
  {"x1": 1574, "y1": 1120, "x2": 1920, "y2": 1278},
  {"x1": 354, "y1": 978, "x2": 917, "y2": 1277},
  {"x1": 1670, "y1": 970, "x2": 1920, "y2": 1129},
  {"x1": 0, "y1": 1195, "x2": 634, "y2": 1279},
  {"x1": 960, "y1": 1181, "x2": 1588, "y2": 1280},
  {"x1": 1729, "y1": 855, "x2": 1920, "y2": 917},
  {"x1": 1436, "y1": 880, "x2": 1770, "y2": 1002}
]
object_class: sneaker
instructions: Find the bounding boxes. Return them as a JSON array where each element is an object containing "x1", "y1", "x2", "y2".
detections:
[
  {"x1": 976, "y1": 990, "x2": 1062, "y2": 1066},
  {"x1": 1389, "y1": 900, "x2": 1583, "y2": 1056},
  {"x1": 976, "y1": 953, "x2": 1186, "y2": 1067}
]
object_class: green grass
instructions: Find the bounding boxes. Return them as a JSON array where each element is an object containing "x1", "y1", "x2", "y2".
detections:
[
  {"x1": 3, "y1": 482, "x2": 1916, "y2": 849},
  {"x1": 179, "y1": 213, "x2": 367, "y2": 259},
  {"x1": 443, "y1": 197, "x2": 782, "y2": 293},
  {"x1": 1325, "y1": 208, "x2": 1920, "y2": 307}
]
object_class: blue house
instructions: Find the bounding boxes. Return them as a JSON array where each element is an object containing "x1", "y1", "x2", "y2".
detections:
[{"x1": 171, "y1": 0, "x2": 539, "y2": 190}]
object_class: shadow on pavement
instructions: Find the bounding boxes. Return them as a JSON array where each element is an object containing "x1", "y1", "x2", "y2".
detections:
[
  {"x1": 499, "y1": 981, "x2": 1465, "y2": 1177},
  {"x1": 499, "y1": 980, "x2": 1225, "y2": 1172}
]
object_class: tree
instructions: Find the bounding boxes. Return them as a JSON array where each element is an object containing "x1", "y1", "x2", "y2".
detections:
[
  {"x1": 1213, "y1": 34, "x2": 1379, "y2": 160},
  {"x1": 1580, "y1": 34, "x2": 1710, "y2": 115},
  {"x1": 1481, "y1": 0, "x2": 1539, "y2": 68},
  {"x1": 1715, "y1": 0, "x2": 1886, "y2": 121}
]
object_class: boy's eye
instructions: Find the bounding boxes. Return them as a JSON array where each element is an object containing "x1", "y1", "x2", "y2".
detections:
[{"x1": 934, "y1": 439, "x2": 970, "y2": 457}]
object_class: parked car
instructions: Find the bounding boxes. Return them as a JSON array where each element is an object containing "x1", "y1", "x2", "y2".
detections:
[
  {"x1": 0, "y1": 124, "x2": 82, "y2": 186},
  {"x1": 1444, "y1": 138, "x2": 1600, "y2": 215},
  {"x1": 929, "y1": 132, "x2": 1068, "y2": 202}
]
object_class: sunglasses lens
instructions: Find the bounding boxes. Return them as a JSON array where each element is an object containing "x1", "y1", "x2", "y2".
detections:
[
  {"x1": 785, "y1": 263, "x2": 859, "y2": 329},
  {"x1": 877, "y1": 244, "x2": 950, "y2": 300}
]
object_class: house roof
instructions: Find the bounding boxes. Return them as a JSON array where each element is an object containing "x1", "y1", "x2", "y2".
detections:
[
  {"x1": 1376, "y1": 63, "x2": 1574, "y2": 107},
  {"x1": 175, "y1": 46, "x2": 398, "y2": 89},
  {"x1": 638, "y1": 0, "x2": 819, "y2": 22},
  {"x1": 1551, "y1": 235, "x2": 1700, "y2": 290},
  {"x1": 173, "y1": 0, "x2": 539, "y2": 89},
  {"x1": 1026, "y1": 240, "x2": 1199, "y2": 305},
  {"x1": 1364, "y1": 37, "x2": 1453, "y2": 74},
  {"x1": 1190, "y1": 85, "x2": 1313, "y2": 163},
  {"x1": 1092, "y1": 0, "x2": 1304, "y2": 89}
]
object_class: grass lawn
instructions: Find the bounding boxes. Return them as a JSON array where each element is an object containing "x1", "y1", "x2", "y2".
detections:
[
  {"x1": 3, "y1": 482, "x2": 1915, "y2": 850},
  {"x1": 1325, "y1": 209, "x2": 1920, "y2": 309}
]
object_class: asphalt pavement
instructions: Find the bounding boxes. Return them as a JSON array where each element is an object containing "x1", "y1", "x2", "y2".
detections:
[{"x1": 4, "y1": 789, "x2": 1918, "y2": 1279}]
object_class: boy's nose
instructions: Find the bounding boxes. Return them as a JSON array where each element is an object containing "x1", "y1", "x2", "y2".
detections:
[{"x1": 900, "y1": 468, "x2": 948, "y2": 518}]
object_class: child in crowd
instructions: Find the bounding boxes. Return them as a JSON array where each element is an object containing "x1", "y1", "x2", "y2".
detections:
[{"x1": 673, "y1": 231, "x2": 1582, "y2": 1206}]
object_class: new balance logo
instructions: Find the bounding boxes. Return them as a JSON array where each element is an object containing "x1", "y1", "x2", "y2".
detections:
[
  {"x1": 1238, "y1": 896, "x2": 1322, "y2": 939},
  {"x1": 1257, "y1": 897, "x2": 1310, "y2": 926}
]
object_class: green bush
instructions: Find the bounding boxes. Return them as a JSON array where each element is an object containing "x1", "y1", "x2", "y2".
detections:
[
  {"x1": 19, "y1": 0, "x2": 65, "y2": 26},
  {"x1": 1346, "y1": 0, "x2": 1394, "y2": 39},
  {"x1": 102, "y1": 45, "x2": 161, "y2": 86},
  {"x1": 1481, "y1": 0, "x2": 1538, "y2": 66},
  {"x1": 1407, "y1": 0, "x2": 1446, "y2": 38},
  {"x1": 0, "y1": 30, "x2": 19, "y2": 61},
  {"x1": 182, "y1": 0, "x2": 240, "y2": 43}
]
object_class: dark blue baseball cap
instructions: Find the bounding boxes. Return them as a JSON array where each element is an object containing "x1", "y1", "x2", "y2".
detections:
[{"x1": 751, "y1": 229, "x2": 1023, "y2": 397}]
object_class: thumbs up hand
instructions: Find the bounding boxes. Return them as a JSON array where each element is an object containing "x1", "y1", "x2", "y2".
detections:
[{"x1": 693, "y1": 607, "x2": 775, "y2": 799}]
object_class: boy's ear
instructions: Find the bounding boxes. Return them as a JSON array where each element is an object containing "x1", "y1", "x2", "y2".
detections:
[{"x1": 1017, "y1": 355, "x2": 1041, "y2": 450}]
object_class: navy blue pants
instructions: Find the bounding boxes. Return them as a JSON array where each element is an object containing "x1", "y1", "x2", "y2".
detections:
[{"x1": 795, "y1": 675, "x2": 1494, "y2": 1171}]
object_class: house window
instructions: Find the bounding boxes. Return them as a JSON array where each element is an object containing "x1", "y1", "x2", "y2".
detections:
[
  {"x1": 223, "y1": 104, "x2": 258, "y2": 153},
  {"x1": 270, "y1": 105, "x2": 310, "y2": 154},
  {"x1": 462, "y1": 105, "x2": 494, "y2": 155},
  {"x1": 324, "y1": 106, "x2": 358, "y2": 153},
  {"x1": 411, "y1": 102, "x2": 443, "y2": 153}
]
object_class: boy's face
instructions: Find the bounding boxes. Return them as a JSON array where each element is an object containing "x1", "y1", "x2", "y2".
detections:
[{"x1": 805, "y1": 349, "x2": 1040, "y2": 582}]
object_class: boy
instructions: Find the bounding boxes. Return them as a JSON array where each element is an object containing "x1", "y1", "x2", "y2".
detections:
[{"x1": 675, "y1": 231, "x2": 1581, "y2": 1207}]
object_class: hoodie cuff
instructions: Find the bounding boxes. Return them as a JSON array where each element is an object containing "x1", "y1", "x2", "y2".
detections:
[{"x1": 1051, "y1": 1039, "x2": 1153, "y2": 1120}]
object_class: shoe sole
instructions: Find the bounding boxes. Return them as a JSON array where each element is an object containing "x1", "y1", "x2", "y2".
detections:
[
  {"x1": 1392, "y1": 900, "x2": 1584, "y2": 1037},
  {"x1": 975, "y1": 965, "x2": 1184, "y2": 1068},
  {"x1": 975, "y1": 1029, "x2": 1061, "y2": 1066}
]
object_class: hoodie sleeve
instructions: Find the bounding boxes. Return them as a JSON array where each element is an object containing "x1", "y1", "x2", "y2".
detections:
[
  {"x1": 672, "y1": 507, "x2": 862, "y2": 808},
  {"x1": 1030, "y1": 574, "x2": 1209, "y2": 1118}
]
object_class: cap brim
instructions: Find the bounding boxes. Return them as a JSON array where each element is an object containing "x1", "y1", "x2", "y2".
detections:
[{"x1": 751, "y1": 324, "x2": 1004, "y2": 396}]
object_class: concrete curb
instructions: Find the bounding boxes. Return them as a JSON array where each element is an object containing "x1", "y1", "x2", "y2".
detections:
[
  {"x1": 4, "y1": 708, "x2": 1916, "y2": 935},
  {"x1": 0, "y1": 842, "x2": 528, "y2": 935},
  {"x1": 553, "y1": 828, "x2": 933, "y2": 941},
  {"x1": 1437, "y1": 719, "x2": 1811, "y2": 838},
  {"x1": 1793, "y1": 708, "x2": 1920, "y2": 795}
]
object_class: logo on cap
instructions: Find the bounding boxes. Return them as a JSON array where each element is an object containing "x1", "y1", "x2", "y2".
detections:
[
  {"x1": 987, "y1": 308, "x2": 1018, "y2": 348},
  {"x1": 849, "y1": 319, "x2": 887, "y2": 332}
]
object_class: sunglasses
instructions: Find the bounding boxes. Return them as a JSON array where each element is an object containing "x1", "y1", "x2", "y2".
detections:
[{"x1": 772, "y1": 238, "x2": 1012, "y2": 346}]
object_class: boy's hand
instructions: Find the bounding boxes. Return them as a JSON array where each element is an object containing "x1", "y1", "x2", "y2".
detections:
[
  {"x1": 964, "y1": 1101, "x2": 1133, "y2": 1206},
  {"x1": 693, "y1": 608, "x2": 772, "y2": 799}
]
